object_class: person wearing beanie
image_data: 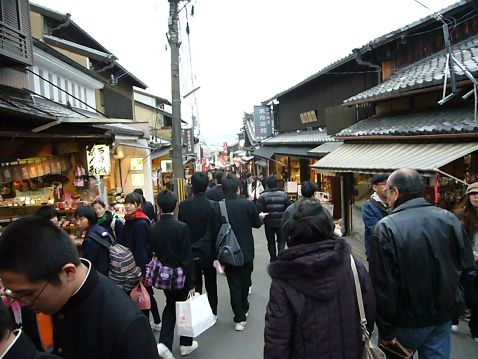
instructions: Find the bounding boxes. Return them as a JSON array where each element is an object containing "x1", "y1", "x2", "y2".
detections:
[
  {"x1": 264, "y1": 199, "x2": 375, "y2": 358},
  {"x1": 362, "y1": 173, "x2": 389, "y2": 259}
]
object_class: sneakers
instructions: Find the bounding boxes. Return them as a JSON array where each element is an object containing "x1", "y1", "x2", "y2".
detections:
[
  {"x1": 157, "y1": 343, "x2": 175, "y2": 359},
  {"x1": 248, "y1": 286, "x2": 252, "y2": 295},
  {"x1": 473, "y1": 336, "x2": 478, "y2": 342},
  {"x1": 234, "y1": 321, "x2": 247, "y2": 331},
  {"x1": 451, "y1": 325, "x2": 459, "y2": 332},
  {"x1": 180, "y1": 341, "x2": 199, "y2": 356},
  {"x1": 150, "y1": 321, "x2": 162, "y2": 331}
]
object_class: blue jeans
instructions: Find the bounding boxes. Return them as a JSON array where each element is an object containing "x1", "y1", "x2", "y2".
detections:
[{"x1": 394, "y1": 321, "x2": 451, "y2": 359}]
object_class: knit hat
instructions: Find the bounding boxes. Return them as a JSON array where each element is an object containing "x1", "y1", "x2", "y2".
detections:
[
  {"x1": 371, "y1": 174, "x2": 389, "y2": 185},
  {"x1": 466, "y1": 182, "x2": 478, "y2": 195}
]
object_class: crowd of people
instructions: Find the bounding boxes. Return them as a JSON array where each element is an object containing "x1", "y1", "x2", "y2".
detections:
[{"x1": 0, "y1": 167, "x2": 476, "y2": 359}]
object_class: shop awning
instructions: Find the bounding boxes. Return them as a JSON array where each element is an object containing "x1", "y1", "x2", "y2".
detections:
[
  {"x1": 311, "y1": 142, "x2": 478, "y2": 175},
  {"x1": 150, "y1": 147, "x2": 170, "y2": 160},
  {"x1": 253, "y1": 146, "x2": 275, "y2": 159},
  {"x1": 254, "y1": 145, "x2": 316, "y2": 159},
  {"x1": 308, "y1": 141, "x2": 344, "y2": 155}
]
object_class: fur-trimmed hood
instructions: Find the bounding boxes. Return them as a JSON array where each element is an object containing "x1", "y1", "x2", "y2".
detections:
[{"x1": 268, "y1": 238, "x2": 352, "y2": 301}]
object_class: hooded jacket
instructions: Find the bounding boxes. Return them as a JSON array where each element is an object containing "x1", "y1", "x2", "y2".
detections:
[{"x1": 264, "y1": 238, "x2": 375, "y2": 359}]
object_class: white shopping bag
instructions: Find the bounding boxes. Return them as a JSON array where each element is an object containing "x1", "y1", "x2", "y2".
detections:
[{"x1": 176, "y1": 293, "x2": 216, "y2": 337}]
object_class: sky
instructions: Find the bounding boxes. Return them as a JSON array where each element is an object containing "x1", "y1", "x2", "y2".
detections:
[{"x1": 33, "y1": 0, "x2": 456, "y2": 145}]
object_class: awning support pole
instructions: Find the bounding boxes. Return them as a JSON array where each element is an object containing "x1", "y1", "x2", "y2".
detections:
[{"x1": 433, "y1": 168, "x2": 468, "y2": 186}]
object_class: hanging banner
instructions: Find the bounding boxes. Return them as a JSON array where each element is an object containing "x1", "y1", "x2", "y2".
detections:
[
  {"x1": 253, "y1": 105, "x2": 273, "y2": 140},
  {"x1": 86, "y1": 145, "x2": 111, "y2": 176},
  {"x1": 182, "y1": 128, "x2": 195, "y2": 154}
]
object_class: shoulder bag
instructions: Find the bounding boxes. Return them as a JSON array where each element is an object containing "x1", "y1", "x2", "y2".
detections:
[{"x1": 350, "y1": 255, "x2": 386, "y2": 359}]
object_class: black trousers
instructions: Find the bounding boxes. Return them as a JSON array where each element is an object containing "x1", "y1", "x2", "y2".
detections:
[
  {"x1": 265, "y1": 225, "x2": 285, "y2": 261},
  {"x1": 142, "y1": 285, "x2": 161, "y2": 324},
  {"x1": 224, "y1": 261, "x2": 253, "y2": 323},
  {"x1": 159, "y1": 288, "x2": 193, "y2": 350},
  {"x1": 195, "y1": 261, "x2": 218, "y2": 315}
]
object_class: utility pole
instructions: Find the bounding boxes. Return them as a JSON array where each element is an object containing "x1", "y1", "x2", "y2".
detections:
[{"x1": 168, "y1": 0, "x2": 184, "y2": 187}]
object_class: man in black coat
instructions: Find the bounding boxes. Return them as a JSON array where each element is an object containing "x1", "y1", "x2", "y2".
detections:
[
  {"x1": 206, "y1": 171, "x2": 225, "y2": 202},
  {"x1": 257, "y1": 175, "x2": 291, "y2": 262},
  {"x1": 178, "y1": 171, "x2": 217, "y2": 315},
  {"x1": 151, "y1": 190, "x2": 198, "y2": 358},
  {"x1": 370, "y1": 168, "x2": 476, "y2": 357},
  {"x1": 207, "y1": 175, "x2": 263, "y2": 331},
  {"x1": 0, "y1": 216, "x2": 160, "y2": 359}
]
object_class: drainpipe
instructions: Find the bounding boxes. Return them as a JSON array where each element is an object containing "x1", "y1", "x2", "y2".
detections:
[{"x1": 48, "y1": 13, "x2": 72, "y2": 34}]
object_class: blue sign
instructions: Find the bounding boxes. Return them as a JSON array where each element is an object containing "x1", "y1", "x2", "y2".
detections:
[{"x1": 253, "y1": 105, "x2": 273, "y2": 140}]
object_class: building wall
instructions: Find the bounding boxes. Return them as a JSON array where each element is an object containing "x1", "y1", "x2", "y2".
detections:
[
  {"x1": 50, "y1": 46, "x2": 89, "y2": 68},
  {"x1": 134, "y1": 103, "x2": 165, "y2": 137},
  {"x1": 0, "y1": 67, "x2": 28, "y2": 88},
  {"x1": 30, "y1": 11, "x2": 44, "y2": 40},
  {"x1": 277, "y1": 72, "x2": 376, "y2": 132}
]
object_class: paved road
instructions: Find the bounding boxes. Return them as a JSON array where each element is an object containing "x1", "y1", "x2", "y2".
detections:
[{"x1": 151, "y1": 229, "x2": 478, "y2": 358}]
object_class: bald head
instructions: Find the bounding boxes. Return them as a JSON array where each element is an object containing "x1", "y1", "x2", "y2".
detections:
[{"x1": 388, "y1": 168, "x2": 424, "y2": 203}]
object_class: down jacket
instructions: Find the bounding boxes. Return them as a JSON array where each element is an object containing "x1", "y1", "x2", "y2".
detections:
[
  {"x1": 257, "y1": 188, "x2": 290, "y2": 227},
  {"x1": 264, "y1": 238, "x2": 375, "y2": 359}
]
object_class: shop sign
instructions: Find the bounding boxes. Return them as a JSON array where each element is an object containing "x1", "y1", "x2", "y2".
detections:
[
  {"x1": 86, "y1": 145, "x2": 110, "y2": 176},
  {"x1": 130, "y1": 157, "x2": 143, "y2": 171},
  {"x1": 182, "y1": 128, "x2": 195, "y2": 154},
  {"x1": 253, "y1": 105, "x2": 273, "y2": 140}
]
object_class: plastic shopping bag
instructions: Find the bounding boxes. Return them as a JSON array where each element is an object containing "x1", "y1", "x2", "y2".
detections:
[
  {"x1": 176, "y1": 293, "x2": 216, "y2": 337},
  {"x1": 130, "y1": 281, "x2": 151, "y2": 310}
]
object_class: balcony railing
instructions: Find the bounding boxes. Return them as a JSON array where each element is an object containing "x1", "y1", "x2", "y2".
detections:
[{"x1": 0, "y1": 20, "x2": 32, "y2": 65}]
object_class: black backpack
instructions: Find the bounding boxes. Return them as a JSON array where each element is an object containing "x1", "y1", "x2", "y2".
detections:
[{"x1": 215, "y1": 200, "x2": 244, "y2": 267}]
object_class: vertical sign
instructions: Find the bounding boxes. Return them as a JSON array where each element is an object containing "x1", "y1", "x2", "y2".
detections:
[
  {"x1": 182, "y1": 128, "x2": 195, "y2": 154},
  {"x1": 86, "y1": 145, "x2": 110, "y2": 176},
  {"x1": 223, "y1": 142, "x2": 228, "y2": 154},
  {"x1": 253, "y1": 105, "x2": 273, "y2": 140}
]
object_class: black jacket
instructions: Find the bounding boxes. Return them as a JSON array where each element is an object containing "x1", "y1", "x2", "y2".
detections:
[
  {"x1": 150, "y1": 214, "x2": 196, "y2": 290},
  {"x1": 142, "y1": 199, "x2": 157, "y2": 223},
  {"x1": 83, "y1": 224, "x2": 112, "y2": 276},
  {"x1": 98, "y1": 211, "x2": 124, "y2": 239},
  {"x1": 207, "y1": 195, "x2": 262, "y2": 263},
  {"x1": 3, "y1": 330, "x2": 61, "y2": 359},
  {"x1": 206, "y1": 184, "x2": 225, "y2": 202},
  {"x1": 257, "y1": 188, "x2": 290, "y2": 227},
  {"x1": 178, "y1": 193, "x2": 213, "y2": 263},
  {"x1": 370, "y1": 197, "x2": 476, "y2": 338},
  {"x1": 118, "y1": 214, "x2": 152, "y2": 275},
  {"x1": 265, "y1": 239, "x2": 375, "y2": 359},
  {"x1": 51, "y1": 260, "x2": 159, "y2": 359}
]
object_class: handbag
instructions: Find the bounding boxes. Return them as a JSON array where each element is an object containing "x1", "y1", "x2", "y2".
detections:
[
  {"x1": 130, "y1": 281, "x2": 151, "y2": 310},
  {"x1": 378, "y1": 339, "x2": 413, "y2": 359},
  {"x1": 176, "y1": 293, "x2": 216, "y2": 337},
  {"x1": 350, "y1": 255, "x2": 386, "y2": 359},
  {"x1": 145, "y1": 257, "x2": 185, "y2": 290}
]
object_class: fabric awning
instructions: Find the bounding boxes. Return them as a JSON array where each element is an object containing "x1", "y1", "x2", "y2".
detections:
[
  {"x1": 308, "y1": 141, "x2": 344, "y2": 155},
  {"x1": 311, "y1": 142, "x2": 478, "y2": 175}
]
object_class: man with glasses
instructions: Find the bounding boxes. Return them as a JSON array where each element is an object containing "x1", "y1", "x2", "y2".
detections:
[
  {"x1": 0, "y1": 216, "x2": 160, "y2": 359},
  {"x1": 369, "y1": 168, "x2": 475, "y2": 359},
  {"x1": 361, "y1": 174, "x2": 389, "y2": 260}
]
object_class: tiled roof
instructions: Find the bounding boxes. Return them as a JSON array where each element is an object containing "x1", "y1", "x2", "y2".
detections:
[
  {"x1": 337, "y1": 106, "x2": 478, "y2": 137},
  {"x1": 261, "y1": 129, "x2": 335, "y2": 145},
  {"x1": 94, "y1": 123, "x2": 144, "y2": 137},
  {"x1": 344, "y1": 34, "x2": 478, "y2": 104}
]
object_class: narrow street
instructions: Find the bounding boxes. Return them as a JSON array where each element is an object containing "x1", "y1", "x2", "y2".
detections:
[{"x1": 151, "y1": 229, "x2": 478, "y2": 358}]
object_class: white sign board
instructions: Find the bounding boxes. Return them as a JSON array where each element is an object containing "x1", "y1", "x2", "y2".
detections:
[{"x1": 86, "y1": 145, "x2": 111, "y2": 176}]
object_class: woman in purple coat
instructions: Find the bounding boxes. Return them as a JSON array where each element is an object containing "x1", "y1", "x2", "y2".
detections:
[{"x1": 264, "y1": 199, "x2": 376, "y2": 359}]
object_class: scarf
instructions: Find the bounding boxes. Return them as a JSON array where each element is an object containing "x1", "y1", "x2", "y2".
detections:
[{"x1": 125, "y1": 208, "x2": 149, "y2": 222}]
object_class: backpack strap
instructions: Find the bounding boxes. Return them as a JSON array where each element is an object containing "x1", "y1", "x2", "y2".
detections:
[
  {"x1": 219, "y1": 200, "x2": 230, "y2": 224},
  {"x1": 87, "y1": 232, "x2": 115, "y2": 248}
]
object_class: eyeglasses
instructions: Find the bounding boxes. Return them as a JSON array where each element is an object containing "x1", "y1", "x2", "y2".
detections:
[{"x1": 0, "y1": 281, "x2": 49, "y2": 306}]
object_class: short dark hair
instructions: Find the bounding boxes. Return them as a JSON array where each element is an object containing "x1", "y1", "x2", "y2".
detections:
[
  {"x1": 301, "y1": 181, "x2": 318, "y2": 198},
  {"x1": 0, "y1": 216, "x2": 81, "y2": 284},
  {"x1": 215, "y1": 171, "x2": 225, "y2": 184},
  {"x1": 156, "y1": 190, "x2": 177, "y2": 213},
  {"x1": 0, "y1": 301, "x2": 12, "y2": 342},
  {"x1": 92, "y1": 199, "x2": 106, "y2": 208},
  {"x1": 74, "y1": 205, "x2": 98, "y2": 225},
  {"x1": 133, "y1": 188, "x2": 144, "y2": 196},
  {"x1": 35, "y1": 206, "x2": 58, "y2": 220},
  {"x1": 266, "y1": 175, "x2": 278, "y2": 189},
  {"x1": 283, "y1": 199, "x2": 335, "y2": 246},
  {"x1": 191, "y1": 172, "x2": 208, "y2": 194},
  {"x1": 222, "y1": 174, "x2": 240, "y2": 196},
  {"x1": 125, "y1": 192, "x2": 143, "y2": 206},
  {"x1": 388, "y1": 168, "x2": 424, "y2": 205}
]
